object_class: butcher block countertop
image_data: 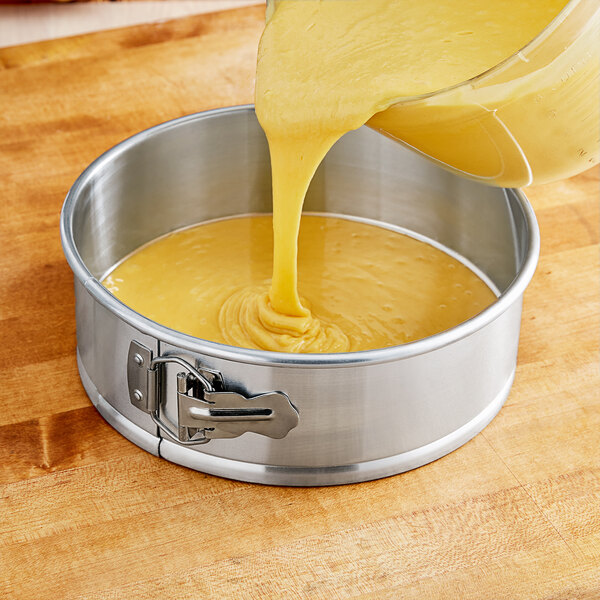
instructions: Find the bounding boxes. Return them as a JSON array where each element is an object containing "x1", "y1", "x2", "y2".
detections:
[{"x1": 1, "y1": 5, "x2": 599, "y2": 599}]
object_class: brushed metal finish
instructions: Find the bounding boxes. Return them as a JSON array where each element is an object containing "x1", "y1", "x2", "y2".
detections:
[
  {"x1": 160, "y1": 371, "x2": 515, "y2": 486},
  {"x1": 180, "y1": 390, "x2": 298, "y2": 439},
  {"x1": 77, "y1": 350, "x2": 160, "y2": 456},
  {"x1": 73, "y1": 277, "x2": 159, "y2": 436},
  {"x1": 61, "y1": 106, "x2": 539, "y2": 485},
  {"x1": 125, "y1": 341, "x2": 299, "y2": 444},
  {"x1": 127, "y1": 341, "x2": 155, "y2": 412}
]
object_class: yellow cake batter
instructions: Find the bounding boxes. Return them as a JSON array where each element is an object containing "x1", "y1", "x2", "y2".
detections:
[
  {"x1": 250, "y1": 0, "x2": 572, "y2": 350},
  {"x1": 103, "y1": 216, "x2": 496, "y2": 352},
  {"x1": 104, "y1": 0, "x2": 595, "y2": 353}
]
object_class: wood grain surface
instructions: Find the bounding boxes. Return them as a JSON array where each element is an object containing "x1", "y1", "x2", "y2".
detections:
[{"x1": 0, "y1": 5, "x2": 599, "y2": 599}]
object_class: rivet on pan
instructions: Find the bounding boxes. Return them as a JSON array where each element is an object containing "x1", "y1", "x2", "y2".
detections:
[
  {"x1": 133, "y1": 389, "x2": 144, "y2": 402},
  {"x1": 134, "y1": 353, "x2": 144, "y2": 366}
]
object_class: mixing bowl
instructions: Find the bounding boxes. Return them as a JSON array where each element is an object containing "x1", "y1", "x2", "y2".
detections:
[
  {"x1": 368, "y1": 0, "x2": 600, "y2": 186},
  {"x1": 61, "y1": 106, "x2": 539, "y2": 485},
  {"x1": 266, "y1": 0, "x2": 600, "y2": 187}
]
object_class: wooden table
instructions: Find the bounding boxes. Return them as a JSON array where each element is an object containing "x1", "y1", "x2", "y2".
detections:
[{"x1": 1, "y1": 6, "x2": 598, "y2": 598}]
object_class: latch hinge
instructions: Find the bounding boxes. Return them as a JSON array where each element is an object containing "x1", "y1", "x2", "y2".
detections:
[{"x1": 127, "y1": 341, "x2": 298, "y2": 446}]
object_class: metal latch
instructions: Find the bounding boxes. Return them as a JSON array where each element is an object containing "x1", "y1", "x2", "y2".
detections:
[{"x1": 127, "y1": 341, "x2": 299, "y2": 446}]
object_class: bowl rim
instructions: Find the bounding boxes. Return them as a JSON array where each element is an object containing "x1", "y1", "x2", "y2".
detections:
[{"x1": 60, "y1": 105, "x2": 540, "y2": 368}]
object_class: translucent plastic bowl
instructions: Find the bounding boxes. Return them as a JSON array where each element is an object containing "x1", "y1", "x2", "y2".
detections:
[
  {"x1": 369, "y1": 0, "x2": 599, "y2": 186},
  {"x1": 267, "y1": 0, "x2": 600, "y2": 187}
]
